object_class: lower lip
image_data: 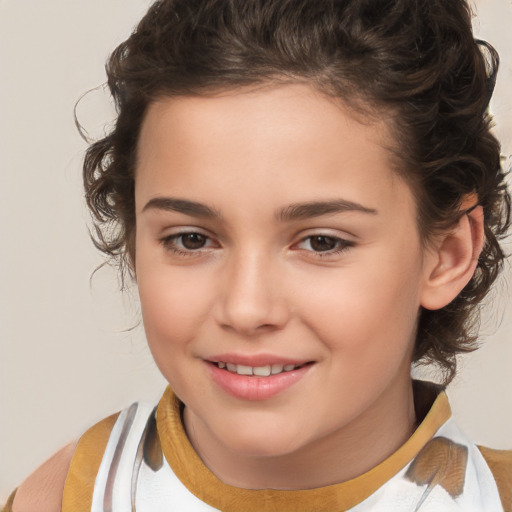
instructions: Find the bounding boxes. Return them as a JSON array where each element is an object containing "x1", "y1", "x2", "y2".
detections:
[{"x1": 206, "y1": 362, "x2": 312, "y2": 401}]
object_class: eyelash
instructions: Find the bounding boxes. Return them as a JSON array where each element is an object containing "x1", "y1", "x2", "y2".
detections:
[
  {"x1": 160, "y1": 232, "x2": 355, "y2": 258},
  {"x1": 161, "y1": 232, "x2": 216, "y2": 258},
  {"x1": 296, "y1": 235, "x2": 355, "y2": 257}
]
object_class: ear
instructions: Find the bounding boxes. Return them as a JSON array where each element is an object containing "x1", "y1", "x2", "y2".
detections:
[{"x1": 420, "y1": 203, "x2": 484, "y2": 311}]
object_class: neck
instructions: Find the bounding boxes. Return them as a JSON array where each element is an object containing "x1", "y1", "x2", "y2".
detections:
[{"x1": 183, "y1": 377, "x2": 417, "y2": 490}]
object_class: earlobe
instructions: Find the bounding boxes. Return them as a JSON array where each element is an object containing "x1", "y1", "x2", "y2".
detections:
[{"x1": 420, "y1": 205, "x2": 484, "y2": 311}]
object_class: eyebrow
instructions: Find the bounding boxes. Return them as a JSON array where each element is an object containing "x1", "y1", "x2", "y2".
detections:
[
  {"x1": 142, "y1": 197, "x2": 377, "y2": 221},
  {"x1": 276, "y1": 199, "x2": 378, "y2": 222},
  {"x1": 142, "y1": 197, "x2": 224, "y2": 219}
]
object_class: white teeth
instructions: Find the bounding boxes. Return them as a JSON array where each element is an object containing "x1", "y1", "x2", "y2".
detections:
[
  {"x1": 217, "y1": 361, "x2": 301, "y2": 376},
  {"x1": 271, "y1": 364, "x2": 284, "y2": 374},
  {"x1": 253, "y1": 365, "x2": 271, "y2": 377},
  {"x1": 236, "y1": 365, "x2": 253, "y2": 376}
]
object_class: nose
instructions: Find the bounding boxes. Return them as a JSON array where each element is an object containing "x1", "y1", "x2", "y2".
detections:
[{"x1": 215, "y1": 248, "x2": 290, "y2": 336}]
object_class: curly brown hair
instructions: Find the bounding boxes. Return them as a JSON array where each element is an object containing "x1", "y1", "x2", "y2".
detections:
[{"x1": 83, "y1": 0, "x2": 510, "y2": 384}]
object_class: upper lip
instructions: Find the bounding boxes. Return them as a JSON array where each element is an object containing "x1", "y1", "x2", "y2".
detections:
[{"x1": 206, "y1": 353, "x2": 312, "y2": 367}]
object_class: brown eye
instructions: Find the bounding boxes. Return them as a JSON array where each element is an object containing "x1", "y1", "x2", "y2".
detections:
[
  {"x1": 161, "y1": 231, "x2": 214, "y2": 255},
  {"x1": 181, "y1": 233, "x2": 207, "y2": 250},
  {"x1": 309, "y1": 235, "x2": 338, "y2": 252},
  {"x1": 294, "y1": 234, "x2": 355, "y2": 257}
]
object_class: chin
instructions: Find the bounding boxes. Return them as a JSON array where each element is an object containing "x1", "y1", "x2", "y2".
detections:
[{"x1": 217, "y1": 422, "x2": 305, "y2": 458}]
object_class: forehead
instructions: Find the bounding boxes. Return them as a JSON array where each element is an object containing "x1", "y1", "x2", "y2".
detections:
[{"x1": 135, "y1": 83, "x2": 411, "y2": 221}]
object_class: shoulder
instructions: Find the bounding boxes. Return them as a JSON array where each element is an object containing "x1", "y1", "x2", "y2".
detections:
[
  {"x1": 478, "y1": 446, "x2": 512, "y2": 512},
  {"x1": 11, "y1": 440, "x2": 77, "y2": 512},
  {"x1": 11, "y1": 410, "x2": 121, "y2": 512}
]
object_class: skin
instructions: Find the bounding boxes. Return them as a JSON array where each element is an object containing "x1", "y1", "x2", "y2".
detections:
[
  {"x1": 133, "y1": 83, "x2": 481, "y2": 490},
  {"x1": 11, "y1": 83, "x2": 483, "y2": 509},
  {"x1": 12, "y1": 441, "x2": 76, "y2": 512}
]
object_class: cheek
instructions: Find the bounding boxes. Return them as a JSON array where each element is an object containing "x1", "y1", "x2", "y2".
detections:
[
  {"x1": 137, "y1": 270, "x2": 210, "y2": 392},
  {"x1": 295, "y1": 250, "x2": 423, "y2": 355},
  {"x1": 136, "y1": 260, "x2": 213, "y2": 354}
]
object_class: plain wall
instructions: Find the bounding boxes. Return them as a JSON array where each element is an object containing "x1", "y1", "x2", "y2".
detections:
[{"x1": 1, "y1": 0, "x2": 511, "y2": 502}]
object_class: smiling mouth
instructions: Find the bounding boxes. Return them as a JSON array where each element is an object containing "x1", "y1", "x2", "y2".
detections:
[{"x1": 211, "y1": 361, "x2": 311, "y2": 377}]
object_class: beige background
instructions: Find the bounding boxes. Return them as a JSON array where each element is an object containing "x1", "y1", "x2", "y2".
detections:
[{"x1": 0, "y1": 0, "x2": 511, "y2": 502}]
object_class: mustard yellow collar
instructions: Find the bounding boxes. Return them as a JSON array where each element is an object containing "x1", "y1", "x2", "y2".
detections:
[{"x1": 156, "y1": 381, "x2": 450, "y2": 512}]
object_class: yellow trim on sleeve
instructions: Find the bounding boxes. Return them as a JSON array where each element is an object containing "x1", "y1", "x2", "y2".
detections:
[
  {"x1": 478, "y1": 446, "x2": 512, "y2": 512},
  {"x1": 156, "y1": 382, "x2": 451, "y2": 512},
  {"x1": 1, "y1": 488, "x2": 17, "y2": 512},
  {"x1": 61, "y1": 412, "x2": 120, "y2": 512}
]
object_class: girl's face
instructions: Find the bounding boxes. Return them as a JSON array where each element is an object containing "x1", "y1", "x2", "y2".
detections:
[{"x1": 135, "y1": 84, "x2": 433, "y2": 462}]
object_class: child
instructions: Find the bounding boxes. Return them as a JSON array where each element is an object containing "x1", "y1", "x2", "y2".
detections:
[{"x1": 5, "y1": 0, "x2": 511, "y2": 510}]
